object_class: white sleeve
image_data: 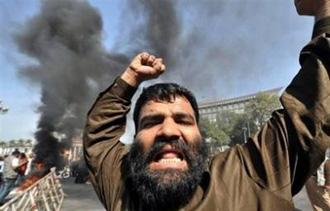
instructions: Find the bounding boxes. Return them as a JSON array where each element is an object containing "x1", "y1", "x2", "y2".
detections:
[{"x1": 12, "y1": 158, "x2": 19, "y2": 167}]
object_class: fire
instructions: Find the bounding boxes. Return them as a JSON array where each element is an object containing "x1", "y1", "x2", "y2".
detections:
[
  {"x1": 18, "y1": 175, "x2": 41, "y2": 191},
  {"x1": 18, "y1": 161, "x2": 46, "y2": 191}
]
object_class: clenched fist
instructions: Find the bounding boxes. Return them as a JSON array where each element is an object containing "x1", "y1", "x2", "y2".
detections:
[
  {"x1": 121, "y1": 52, "x2": 166, "y2": 87},
  {"x1": 294, "y1": 0, "x2": 330, "y2": 20}
]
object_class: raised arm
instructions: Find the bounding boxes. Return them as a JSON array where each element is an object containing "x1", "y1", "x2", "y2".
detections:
[
  {"x1": 237, "y1": 0, "x2": 330, "y2": 198},
  {"x1": 281, "y1": 1, "x2": 330, "y2": 193},
  {"x1": 83, "y1": 52, "x2": 165, "y2": 208}
]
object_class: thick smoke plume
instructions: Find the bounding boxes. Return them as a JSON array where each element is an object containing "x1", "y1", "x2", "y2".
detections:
[
  {"x1": 16, "y1": 0, "x2": 128, "y2": 169},
  {"x1": 15, "y1": 0, "x2": 300, "y2": 169}
]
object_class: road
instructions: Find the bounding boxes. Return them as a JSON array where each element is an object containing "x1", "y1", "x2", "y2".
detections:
[
  {"x1": 61, "y1": 178, "x2": 104, "y2": 211},
  {"x1": 61, "y1": 178, "x2": 313, "y2": 211}
]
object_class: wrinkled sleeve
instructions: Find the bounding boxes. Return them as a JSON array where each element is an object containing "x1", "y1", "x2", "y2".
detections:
[
  {"x1": 83, "y1": 77, "x2": 136, "y2": 209},
  {"x1": 240, "y1": 17, "x2": 330, "y2": 197}
]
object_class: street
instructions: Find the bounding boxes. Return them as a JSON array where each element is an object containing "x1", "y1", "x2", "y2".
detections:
[
  {"x1": 61, "y1": 178, "x2": 104, "y2": 211},
  {"x1": 61, "y1": 178, "x2": 312, "y2": 211}
]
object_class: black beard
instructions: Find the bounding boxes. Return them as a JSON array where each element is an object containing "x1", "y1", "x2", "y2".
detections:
[{"x1": 122, "y1": 138, "x2": 208, "y2": 211}]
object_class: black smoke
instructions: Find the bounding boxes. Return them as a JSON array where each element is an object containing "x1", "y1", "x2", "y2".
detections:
[
  {"x1": 15, "y1": 0, "x2": 302, "y2": 169},
  {"x1": 15, "y1": 0, "x2": 129, "y2": 169}
]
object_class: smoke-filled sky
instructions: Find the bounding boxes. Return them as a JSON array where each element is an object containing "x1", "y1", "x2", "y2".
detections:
[{"x1": 0, "y1": 0, "x2": 314, "y2": 142}]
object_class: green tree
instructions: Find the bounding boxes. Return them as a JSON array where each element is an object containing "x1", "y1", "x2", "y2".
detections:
[
  {"x1": 0, "y1": 141, "x2": 6, "y2": 148},
  {"x1": 8, "y1": 139, "x2": 16, "y2": 147},
  {"x1": 25, "y1": 139, "x2": 33, "y2": 146},
  {"x1": 200, "y1": 110, "x2": 245, "y2": 147},
  {"x1": 245, "y1": 93, "x2": 281, "y2": 132},
  {"x1": 18, "y1": 139, "x2": 24, "y2": 147},
  {"x1": 200, "y1": 117, "x2": 229, "y2": 146}
]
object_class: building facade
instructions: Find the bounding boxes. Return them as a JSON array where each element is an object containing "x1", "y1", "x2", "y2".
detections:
[{"x1": 198, "y1": 87, "x2": 283, "y2": 122}]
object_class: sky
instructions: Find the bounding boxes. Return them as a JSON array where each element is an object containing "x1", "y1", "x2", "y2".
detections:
[{"x1": 0, "y1": 0, "x2": 314, "y2": 142}]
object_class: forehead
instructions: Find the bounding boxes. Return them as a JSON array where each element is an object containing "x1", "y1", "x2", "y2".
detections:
[{"x1": 139, "y1": 96, "x2": 195, "y2": 118}]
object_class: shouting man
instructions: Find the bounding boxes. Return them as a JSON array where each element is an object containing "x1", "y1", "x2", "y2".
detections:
[{"x1": 84, "y1": 0, "x2": 330, "y2": 210}]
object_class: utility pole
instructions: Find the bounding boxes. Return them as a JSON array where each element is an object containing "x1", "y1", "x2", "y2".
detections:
[{"x1": 242, "y1": 127, "x2": 247, "y2": 143}]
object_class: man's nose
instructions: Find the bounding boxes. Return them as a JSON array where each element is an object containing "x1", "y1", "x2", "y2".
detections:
[{"x1": 156, "y1": 118, "x2": 181, "y2": 139}]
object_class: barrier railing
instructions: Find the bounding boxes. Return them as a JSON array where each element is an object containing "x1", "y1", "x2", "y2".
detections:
[{"x1": 0, "y1": 167, "x2": 64, "y2": 211}]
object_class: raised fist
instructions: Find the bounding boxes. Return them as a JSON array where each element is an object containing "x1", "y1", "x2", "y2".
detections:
[
  {"x1": 121, "y1": 52, "x2": 166, "y2": 87},
  {"x1": 294, "y1": 0, "x2": 330, "y2": 19}
]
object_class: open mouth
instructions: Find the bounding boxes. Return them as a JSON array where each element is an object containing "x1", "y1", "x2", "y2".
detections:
[{"x1": 149, "y1": 146, "x2": 188, "y2": 170}]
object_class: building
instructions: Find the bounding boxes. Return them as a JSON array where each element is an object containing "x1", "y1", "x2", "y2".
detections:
[
  {"x1": 198, "y1": 87, "x2": 283, "y2": 122},
  {"x1": 0, "y1": 145, "x2": 33, "y2": 157},
  {"x1": 69, "y1": 135, "x2": 83, "y2": 162}
]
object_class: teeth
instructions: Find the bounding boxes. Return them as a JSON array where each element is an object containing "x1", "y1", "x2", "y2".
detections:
[{"x1": 159, "y1": 158, "x2": 182, "y2": 163}]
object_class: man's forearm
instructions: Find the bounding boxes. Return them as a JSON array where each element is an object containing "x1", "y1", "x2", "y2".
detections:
[{"x1": 83, "y1": 77, "x2": 136, "y2": 174}]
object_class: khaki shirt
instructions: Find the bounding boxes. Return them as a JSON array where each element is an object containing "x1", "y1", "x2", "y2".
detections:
[{"x1": 84, "y1": 18, "x2": 330, "y2": 211}]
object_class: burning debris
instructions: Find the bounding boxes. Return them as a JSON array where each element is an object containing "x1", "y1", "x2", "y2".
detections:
[{"x1": 18, "y1": 161, "x2": 45, "y2": 191}]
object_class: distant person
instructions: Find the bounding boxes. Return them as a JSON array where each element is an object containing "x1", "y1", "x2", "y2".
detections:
[
  {"x1": 84, "y1": 1, "x2": 330, "y2": 210},
  {"x1": 0, "y1": 151, "x2": 20, "y2": 203},
  {"x1": 15, "y1": 153, "x2": 28, "y2": 186}
]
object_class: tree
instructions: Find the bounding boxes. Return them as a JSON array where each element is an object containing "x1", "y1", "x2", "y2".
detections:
[
  {"x1": 25, "y1": 139, "x2": 33, "y2": 146},
  {"x1": 200, "y1": 117, "x2": 229, "y2": 146},
  {"x1": 8, "y1": 140, "x2": 16, "y2": 147},
  {"x1": 0, "y1": 141, "x2": 6, "y2": 148},
  {"x1": 201, "y1": 92, "x2": 282, "y2": 147},
  {"x1": 18, "y1": 139, "x2": 25, "y2": 147},
  {"x1": 244, "y1": 93, "x2": 281, "y2": 132},
  {"x1": 200, "y1": 110, "x2": 245, "y2": 148}
]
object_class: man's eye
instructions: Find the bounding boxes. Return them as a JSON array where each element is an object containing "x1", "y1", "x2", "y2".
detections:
[
  {"x1": 177, "y1": 119, "x2": 193, "y2": 125},
  {"x1": 142, "y1": 120, "x2": 160, "y2": 128}
]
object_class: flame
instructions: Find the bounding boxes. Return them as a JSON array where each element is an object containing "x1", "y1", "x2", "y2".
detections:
[
  {"x1": 18, "y1": 161, "x2": 46, "y2": 191},
  {"x1": 18, "y1": 175, "x2": 41, "y2": 191}
]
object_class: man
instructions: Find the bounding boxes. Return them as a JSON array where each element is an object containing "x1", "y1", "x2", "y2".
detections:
[
  {"x1": 0, "y1": 151, "x2": 20, "y2": 203},
  {"x1": 84, "y1": 1, "x2": 330, "y2": 210}
]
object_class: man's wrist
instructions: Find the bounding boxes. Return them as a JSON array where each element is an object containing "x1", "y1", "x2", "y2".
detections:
[
  {"x1": 315, "y1": 3, "x2": 330, "y2": 22},
  {"x1": 120, "y1": 67, "x2": 142, "y2": 88}
]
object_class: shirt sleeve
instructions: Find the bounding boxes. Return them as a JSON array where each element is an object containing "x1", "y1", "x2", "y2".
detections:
[
  {"x1": 83, "y1": 77, "x2": 137, "y2": 209},
  {"x1": 240, "y1": 17, "x2": 330, "y2": 197},
  {"x1": 12, "y1": 158, "x2": 19, "y2": 168}
]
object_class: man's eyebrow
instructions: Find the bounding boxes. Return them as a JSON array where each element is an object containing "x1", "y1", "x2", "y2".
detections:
[
  {"x1": 139, "y1": 113, "x2": 164, "y2": 124},
  {"x1": 174, "y1": 112, "x2": 195, "y2": 121}
]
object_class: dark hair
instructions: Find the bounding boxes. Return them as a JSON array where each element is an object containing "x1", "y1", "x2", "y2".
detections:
[
  {"x1": 12, "y1": 150, "x2": 20, "y2": 157},
  {"x1": 133, "y1": 83, "x2": 199, "y2": 131}
]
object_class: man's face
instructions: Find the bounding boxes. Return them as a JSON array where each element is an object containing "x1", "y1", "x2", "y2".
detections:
[
  {"x1": 136, "y1": 96, "x2": 202, "y2": 172},
  {"x1": 124, "y1": 96, "x2": 208, "y2": 209},
  {"x1": 294, "y1": 0, "x2": 315, "y2": 15}
]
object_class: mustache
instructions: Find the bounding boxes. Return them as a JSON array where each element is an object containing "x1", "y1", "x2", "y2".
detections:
[{"x1": 143, "y1": 138, "x2": 195, "y2": 166}]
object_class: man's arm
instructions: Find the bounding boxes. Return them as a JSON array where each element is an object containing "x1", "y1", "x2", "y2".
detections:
[
  {"x1": 83, "y1": 52, "x2": 165, "y2": 209},
  {"x1": 237, "y1": 1, "x2": 330, "y2": 199},
  {"x1": 281, "y1": 0, "x2": 330, "y2": 193}
]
